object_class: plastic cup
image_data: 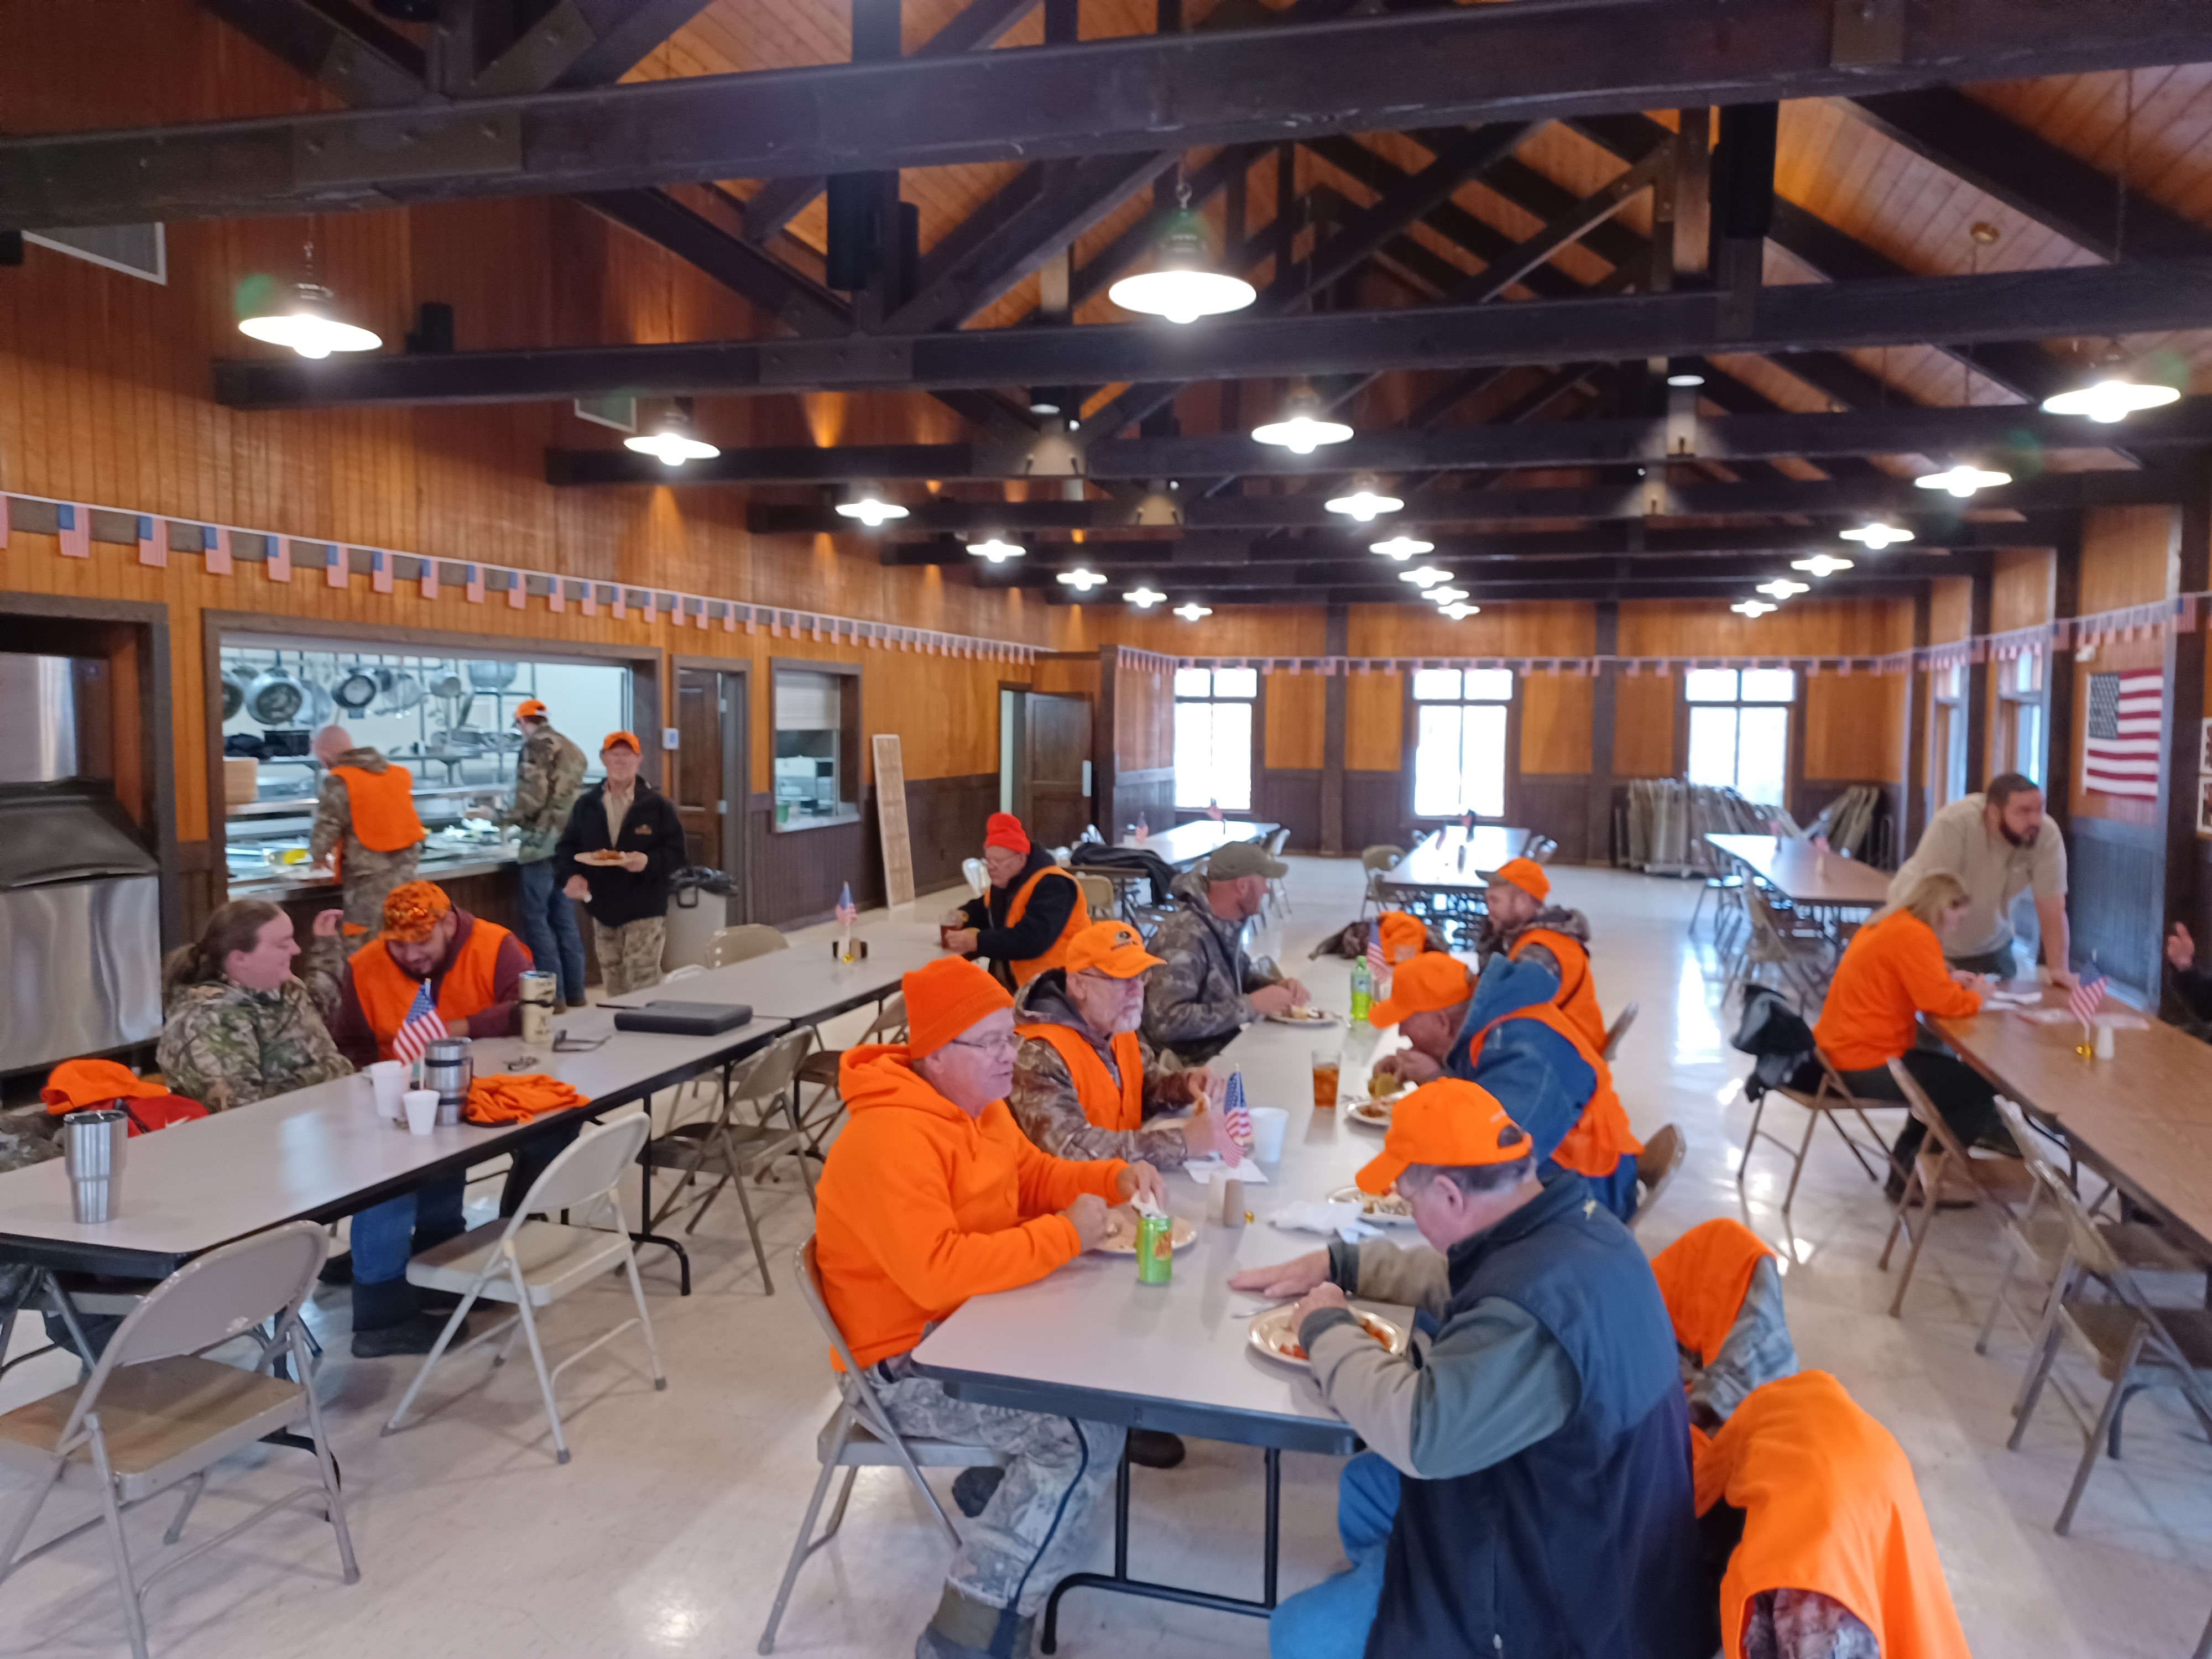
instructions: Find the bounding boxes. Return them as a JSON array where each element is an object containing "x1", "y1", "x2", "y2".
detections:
[
  {"x1": 2094, "y1": 1019, "x2": 2116, "y2": 1060},
  {"x1": 402, "y1": 1089, "x2": 440, "y2": 1137},
  {"x1": 1248, "y1": 1107, "x2": 1288, "y2": 1163},
  {"x1": 1311, "y1": 1047, "x2": 1342, "y2": 1111},
  {"x1": 368, "y1": 1060, "x2": 407, "y2": 1120}
]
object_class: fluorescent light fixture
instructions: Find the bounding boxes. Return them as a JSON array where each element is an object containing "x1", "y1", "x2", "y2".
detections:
[
  {"x1": 1370, "y1": 536, "x2": 1433, "y2": 560},
  {"x1": 1839, "y1": 522, "x2": 1914, "y2": 549},
  {"x1": 965, "y1": 538, "x2": 1026, "y2": 563},
  {"x1": 1056, "y1": 568, "x2": 1108, "y2": 591},
  {"x1": 1791, "y1": 554, "x2": 1854, "y2": 578},
  {"x1": 2041, "y1": 376, "x2": 2181, "y2": 424},
  {"x1": 1914, "y1": 464, "x2": 2010, "y2": 498},
  {"x1": 237, "y1": 280, "x2": 382, "y2": 359},
  {"x1": 1125, "y1": 587, "x2": 1166, "y2": 608},
  {"x1": 1666, "y1": 371, "x2": 1705, "y2": 388}
]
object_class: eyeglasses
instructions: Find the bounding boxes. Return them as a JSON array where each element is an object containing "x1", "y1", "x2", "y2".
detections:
[{"x1": 946, "y1": 1032, "x2": 1022, "y2": 1056}]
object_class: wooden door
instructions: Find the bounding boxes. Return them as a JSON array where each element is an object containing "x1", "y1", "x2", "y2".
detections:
[
  {"x1": 1021, "y1": 692, "x2": 1093, "y2": 847},
  {"x1": 672, "y1": 667, "x2": 745, "y2": 912}
]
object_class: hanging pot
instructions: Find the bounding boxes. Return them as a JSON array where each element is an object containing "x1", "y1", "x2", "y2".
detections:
[
  {"x1": 466, "y1": 659, "x2": 518, "y2": 691},
  {"x1": 375, "y1": 667, "x2": 424, "y2": 714},
  {"x1": 332, "y1": 663, "x2": 379, "y2": 711},
  {"x1": 427, "y1": 667, "x2": 467, "y2": 700},
  {"x1": 244, "y1": 664, "x2": 309, "y2": 727},
  {"x1": 218, "y1": 670, "x2": 246, "y2": 722}
]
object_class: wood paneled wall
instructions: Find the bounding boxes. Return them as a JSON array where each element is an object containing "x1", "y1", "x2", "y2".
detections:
[{"x1": 2081, "y1": 506, "x2": 2179, "y2": 613}]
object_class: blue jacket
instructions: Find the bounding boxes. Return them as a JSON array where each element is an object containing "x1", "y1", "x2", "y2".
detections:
[{"x1": 1446, "y1": 956, "x2": 1637, "y2": 1218}]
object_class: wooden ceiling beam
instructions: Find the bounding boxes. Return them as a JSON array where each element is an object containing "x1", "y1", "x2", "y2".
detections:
[
  {"x1": 1035, "y1": 577, "x2": 1935, "y2": 605},
  {"x1": 998, "y1": 551, "x2": 1985, "y2": 588},
  {"x1": 23, "y1": 0, "x2": 2212, "y2": 229},
  {"x1": 195, "y1": 0, "x2": 424, "y2": 105}
]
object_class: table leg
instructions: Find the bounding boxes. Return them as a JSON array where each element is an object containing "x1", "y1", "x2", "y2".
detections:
[
  {"x1": 632, "y1": 1066, "x2": 722, "y2": 1297},
  {"x1": 1039, "y1": 1442, "x2": 1284, "y2": 1653}
]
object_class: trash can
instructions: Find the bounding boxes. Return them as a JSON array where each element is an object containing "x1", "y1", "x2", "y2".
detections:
[{"x1": 664, "y1": 867, "x2": 737, "y2": 971}]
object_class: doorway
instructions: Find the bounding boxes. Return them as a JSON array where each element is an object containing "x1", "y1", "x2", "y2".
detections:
[
  {"x1": 999, "y1": 689, "x2": 1094, "y2": 848},
  {"x1": 672, "y1": 664, "x2": 747, "y2": 922}
]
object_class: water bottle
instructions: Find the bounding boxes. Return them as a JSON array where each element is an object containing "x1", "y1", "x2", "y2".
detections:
[{"x1": 1349, "y1": 954, "x2": 1373, "y2": 1026}]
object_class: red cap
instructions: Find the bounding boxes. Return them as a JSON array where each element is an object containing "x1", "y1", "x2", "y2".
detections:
[{"x1": 985, "y1": 812, "x2": 1031, "y2": 855}]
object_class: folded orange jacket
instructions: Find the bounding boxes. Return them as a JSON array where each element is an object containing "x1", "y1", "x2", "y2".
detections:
[{"x1": 465, "y1": 1073, "x2": 587, "y2": 1125}]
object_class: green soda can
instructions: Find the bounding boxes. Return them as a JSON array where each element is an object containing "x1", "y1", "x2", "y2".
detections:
[{"x1": 1135, "y1": 1212, "x2": 1174, "y2": 1286}]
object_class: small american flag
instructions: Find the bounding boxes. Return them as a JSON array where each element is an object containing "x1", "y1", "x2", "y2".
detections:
[
  {"x1": 1460, "y1": 810, "x2": 1475, "y2": 831},
  {"x1": 2069, "y1": 964, "x2": 2109, "y2": 1027},
  {"x1": 1207, "y1": 800, "x2": 1225, "y2": 822},
  {"x1": 834, "y1": 881, "x2": 858, "y2": 929},
  {"x1": 1365, "y1": 922, "x2": 1385, "y2": 979},
  {"x1": 1220, "y1": 1067, "x2": 1252, "y2": 1149},
  {"x1": 392, "y1": 979, "x2": 448, "y2": 1067},
  {"x1": 2084, "y1": 670, "x2": 2163, "y2": 799}
]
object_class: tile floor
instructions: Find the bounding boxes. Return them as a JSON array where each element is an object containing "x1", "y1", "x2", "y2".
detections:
[{"x1": 3, "y1": 859, "x2": 2211, "y2": 1657}]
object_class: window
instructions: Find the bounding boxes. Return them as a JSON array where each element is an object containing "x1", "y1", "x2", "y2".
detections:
[
  {"x1": 1411, "y1": 668, "x2": 1512, "y2": 818},
  {"x1": 1997, "y1": 650, "x2": 2045, "y2": 785},
  {"x1": 1929, "y1": 662, "x2": 1967, "y2": 807},
  {"x1": 1173, "y1": 667, "x2": 1255, "y2": 811},
  {"x1": 1684, "y1": 668, "x2": 1792, "y2": 808},
  {"x1": 773, "y1": 664, "x2": 860, "y2": 828}
]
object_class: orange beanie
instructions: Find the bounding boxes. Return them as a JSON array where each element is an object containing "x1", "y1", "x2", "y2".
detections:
[
  {"x1": 904, "y1": 956, "x2": 1016, "y2": 1057},
  {"x1": 1378, "y1": 910, "x2": 1428, "y2": 964},
  {"x1": 985, "y1": 812, "x2": 1031, "y2": 855}
]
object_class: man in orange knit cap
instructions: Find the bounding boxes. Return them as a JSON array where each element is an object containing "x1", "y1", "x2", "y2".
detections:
[
  {"x1": 940, "y1": 811, "x2": 1088, "y2": 989},
  {"x1": 1473, "y1": 857, "x2": 1609, "y2": 1053},
  {"x1": 814, "y1": 955, "x2": 1161, "y2": 1659}
]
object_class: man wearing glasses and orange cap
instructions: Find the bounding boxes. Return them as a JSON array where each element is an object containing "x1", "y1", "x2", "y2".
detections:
[
  {"x1": 500, "y1": 698, "x2": 587, "y2": 1010},
  {"x1": 1472, "y1": 857, "x2": 1608, "y2": 1053},
  {"x1": 940, "y1": 812, "x2": 1089, "y2": 989},
  {"x1": 1367, "y1": 951, "x2": 1642, "y2": 1219},
  {"x1": 1230, "y1": 1080, "x2": 1707, "y2": 1659},
  {"x1": 813, "y1": 956, "x2": 1162, "y2": 1659}
]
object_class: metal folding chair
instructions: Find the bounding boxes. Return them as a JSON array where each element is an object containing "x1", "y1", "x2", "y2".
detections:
[
  {"x1": 757, "y1": 1238, "x2": 1006, "y2": 1655},
  {"x1": 1736, "y1": 1048, "x2": 1903, "y2": 1214},
  {"x1": 793, "y1": 993, "x2": 907, "y2": 1156},
  {"x1": 704, "y1": 924, "x2": 789, "y2": 969},
  {"x1": 1878, "y1": 1058, "x2": 2035, "y2": 1318},
  {"x1": 384, "y1": 1115, "x2": 666, "y2": 1464},
  {"x1": 0, "y1": 1222, "x2": 354, "y2": 1659}
]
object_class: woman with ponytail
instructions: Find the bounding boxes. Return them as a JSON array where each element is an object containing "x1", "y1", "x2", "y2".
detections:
[{"x1": 156, "y1": 900, "x2": 353, "y2": 1111}]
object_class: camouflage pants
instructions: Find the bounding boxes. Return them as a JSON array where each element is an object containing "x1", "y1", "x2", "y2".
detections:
[
  {"x1": 875, "y1": 1354, "x2": 1124, "y2": 1617},
  {"x1": 340, "y1": 843, "x2": 421, "y2": 933},
  {"x1": 592, "y1": 915, "x2": 666, "y2": 998}
]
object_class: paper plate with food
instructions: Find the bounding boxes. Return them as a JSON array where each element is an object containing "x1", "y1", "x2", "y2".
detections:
[
  {"x1": 1264, "y1": 1005, "x2": 1339, "y2": 1027},
  {"x1": 1344, "y1": 1097, "x2": 1394, "y2": 1130},
  {"x1": 1093, "y1": 1207, "x2": 1199, "y2": 1255},
  {"x1": 575, "y1": 849, "x2": 629, "y2": 867},
  {"x1": 1249, "y1": 1304, "x2": 1409, "y2": 1368},
  {"x1": 1328, "y1": 1184, "x2": 1416, "y2": 1224}
]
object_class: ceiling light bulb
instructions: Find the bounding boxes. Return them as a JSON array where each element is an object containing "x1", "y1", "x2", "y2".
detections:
[
  {"x1": 1439, "y1": 602, "x2": 1480, "y2": 620},
  {"x1": 1731, "y1": 599, "x2": 1776, "y2": 617},
  {"x1": 1252, "y1": 385, "x2": 1353, "y2": 455},
  {"x1": 1326, "y1": 474, "x2": 1403, "y2": 522},
  {"x1": 1400, "y1": 566, "x2": 1451, "y2": 587},
  {"x1": 1427, "y1": 587, "x2": 1470, "y2": 604},
  {"x1": 1666, "y1": 372, "x2": 1705, "y2": 388},
  {"x1": 1756, "y1": 578, "x2": 1809, "y2": 600},
  {"x1": 2041, "y1": 376, "x2": 2181, "y2": 425},
  {"x1": 1839, "y1": 522, "x2": 1914, "y2": 549},
  {"x1": 834, "y1": 481, "x2": 909, "y2": 526},
  {"x1": 1173, "y1": 602, "x2": 1213, "y2": 621},
  {"x1": 1056, "y1": 568, "x2": 1107, "y2": 591},
  {"x1": 1914, "y1": 464, "x2": 2010, "y2": 499},
  {"x1": 1791, "y1": 554, "x2": 1855, "y2": 577},
  {"x1": 965, "y1": 538, "x2": 1026, "y2": 563},
  {"x1": 1107, "y1": 205, "x2": 1256, "y2": 325},
  {"x1": 1370, "y1": 536, "x2": 1433, "y2": 560},
  {"x1": 237, "y1": 280, "x2": 383, "y2": 359},
  {"x1": 1125, "y1": 587, "x2": 1166, "y2": 608},
  {"x1": 623, "y1": 429, "x2": 720, "y2": 466}
]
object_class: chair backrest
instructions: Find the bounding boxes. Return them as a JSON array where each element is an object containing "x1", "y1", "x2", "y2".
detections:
[
  {"x1": 517, "y1": 1112, "x2": 652, "y2": 1216},
  {"x1": 1360, "y1": 844, "x2": 1405, "y2": 873},
  {"x1": 962, "y1": 857, "x2": 989, "y2": 896},
  {"x1": 863, "y1": 992, "x2": 908, "y2": 1045},
  {"x1": 1264, "y1": 827, "x2": 1289, "y2": 858},
  {"x1": 664, "y1": 963, "x2": 705, "y2": 983},
  {"x1": 1074, "y1": 873, "x2": 1116, "y2": 915},
  {"x1": 1526, "y1": 834, "x2": 1558, "y2": 864},
  {"x1": 706, "y1": 924, "x2": 789, "y2": 968},
  {"x1": 797, "y1": 1237, "x2": 867, "y2": 1375},
  {"x1": 732, "y1": 1027, "x2": 814, "y2": 1105},
  {"x1": 1631, "y1": 1123, "x2": 1686, "y2": 1224},
  {"x1": 1601, "y1": 1001, "x2": 1640, "y2": 1061}
]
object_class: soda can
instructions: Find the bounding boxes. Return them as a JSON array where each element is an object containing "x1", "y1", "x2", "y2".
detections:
[{"x1": 1135, "y1": 1212, "x2": 1174, "y2": 1286}]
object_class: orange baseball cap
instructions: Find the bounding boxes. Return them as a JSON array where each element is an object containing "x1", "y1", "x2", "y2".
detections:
[
  {"x1": 1365, "y1": 950, "x2": 1473, "y2": 1029},
  {"x1": 1489, "y1": 857, "x2": 1549, "y2": 902},
  {"x1": 43, "y1": 1058, "x2": 168, "y2": 1115},
  {"x1": 382, "y1": 879, "x2": 453, "y2": 943},
  {"x1": 602, "y1": 730, "x2": 641, "y2": 754},
  {"x1": 515, "y1": 698, "x2": 547, "y2": 721},
  {"x1": 1357, "y1": 1078, "x2": 1532, "y2": 1194},
  {"x1": 905, "y1": 956, "x2": 1016, "y2": 1058},
  {"x1": 1066, "y1": 920, "x2": 1164, "y2": 979}
]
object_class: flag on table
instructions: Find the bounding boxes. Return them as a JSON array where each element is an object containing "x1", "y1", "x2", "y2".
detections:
[
  {"x1": 834, "y1": 882, "x2": 857, "y2": 930},
  {"x1": 1220, "y1": 1068, "x2": 1252, "y2": 1150},
  {"x1": 392, "y1": 980, "x2": 448, "y2": 1067},
  {"x1": 1207, "y1": 800, "x2": 1224, "y2": 821},
  {"x1": 2068, "y1": 963, "x2": 2109, "y2": 1028},
  {"x1": 2083, "y1": 670, "x2": 2163, "y2": 799},
  {"x1": 1460, "y1": 809, "x2": 1475, "y2": 831},
  {"x1": 1365, "y1": 922, "x2": 1385, "y2": 980}
]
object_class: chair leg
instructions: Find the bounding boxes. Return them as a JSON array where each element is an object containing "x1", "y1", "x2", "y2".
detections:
[
  {"x1": 0, "y1": 1455, "x2": 65, "y2": 1589},
  {"x1": 296, "y1": 1332, "x2": 362, "y2": 1583},
  {"x1": 2058, "y1": 1337, "x2": 2146, "y2": 1535},
  {"x1": 2008, "y1": 1305, "x2": 2069, "y2": 1449},
  {"x1": 161, "y1": 1473, "x2": 206, "y2": 1546},
  {"x1": 1778, "y1": 1099, "x2": 1820, "y2": 1213},
  {"x1": 1735, "y1": 1094, "x2": 1768, "y2": 1189},
  {"x1": 821, "y1": 1464, "x2": 860, "y2": 1542},
  {"x1": 1975, "y1": 1251, "x2": 2020, "y2": 1358},
  {"x1": 728, "y1": 1160, "x2": 776, "y2": 1295},
  {"x1": 508, "y1": 1272, "x2": 570, "y2": 1464},
  {"x1": 757, "y1": 1413, "x2": 855, "y2": 1657},
  {"x1": 618, "y1": 1241, "x2": 667, "y2": 1391},
  {"x1": 382, "y1": 1270, "x2": 492, "y2": 1435},
  {"x1": 87, "y1": 1426, "x2": 152, "y2": 1659}
]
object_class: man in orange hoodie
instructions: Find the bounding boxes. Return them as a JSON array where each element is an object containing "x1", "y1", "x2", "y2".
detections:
[{"x1": 814, "y1": 956, "x2": 1164, "y2": 1659}]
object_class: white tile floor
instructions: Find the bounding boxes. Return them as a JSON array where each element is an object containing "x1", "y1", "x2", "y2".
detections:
[{"x1": 4, "y1": 860, "x2": 2211, "y2": 1657}]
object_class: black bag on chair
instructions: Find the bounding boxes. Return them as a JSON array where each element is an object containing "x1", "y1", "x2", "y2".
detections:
[{"x1": 1731, "y1": 983, "x2": 1820, "y2": 1103}]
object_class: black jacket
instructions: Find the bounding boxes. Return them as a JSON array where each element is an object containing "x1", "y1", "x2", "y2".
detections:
[
  {"x1": 555, "y1": 778, "x2": 686, "y2": 926},
  {"x1": 957, "y1": 847, "x2": 1082, "y2": 989}
]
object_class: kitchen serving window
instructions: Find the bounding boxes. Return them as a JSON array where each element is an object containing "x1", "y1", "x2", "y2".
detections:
[{"x1": 773, "y1": 664, "x2": 861, "y2": 828}]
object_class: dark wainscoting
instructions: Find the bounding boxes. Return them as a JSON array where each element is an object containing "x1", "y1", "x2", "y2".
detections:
[
  {"x1": 747, "y1": 771, "x2": 1000, "y2": 928},
  {"x1": 1108, "y1": 767, "x2": 1175, "y2": 838},
  {"x1": 1259, "y1": 768, "x2": 1322, "y2": 851},
  {"x1": 2070, "y1": 816, "x2": 2163, "y2": 998},
  {"x1": 907, "y1": 773, "x2": 1000, "y2": 894},
  {"x1": 1344, "y1": 771, "x2": 1408, "y2": 854},
  {"x1": 176, "y1": 839, "x2": 221, "y2": 941},
  {"x1": 1512, "y1": 778, "x2": 1591, "y2": 865}
]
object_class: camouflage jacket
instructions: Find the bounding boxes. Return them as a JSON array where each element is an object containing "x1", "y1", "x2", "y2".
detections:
[
  {"x1": 1140, "y1": 870, "x2": 1281, "y2": 1060},
  {"x1": 1473, "y1": 903, "x2": 1592, "y2": 984},
  {"x1": 0, "y1": 1106, "x2": 57, "y2": 1175},
  {"x1": 501, "y1": 724, "x2": 588, "y2": 862},
  {"x1": 1010, "y1": 970, "x2": 1193, "y2": 1168},
  {"x1": 157, "y1": 976, "x2": 354, "y2": 1113}
]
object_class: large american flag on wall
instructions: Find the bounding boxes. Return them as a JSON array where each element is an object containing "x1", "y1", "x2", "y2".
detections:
[{"x1": 2083, "y1": 671, "x2": 2164, "y2": 799}]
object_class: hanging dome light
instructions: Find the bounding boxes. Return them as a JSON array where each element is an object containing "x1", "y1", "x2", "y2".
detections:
[
  {"x1": 1839, "y1": 521, "x2": 1914, "y2": 549},
  {"x1": 966, "y1": 537, "x2": 1026, "y2": 564},
  {"x1": 1125, "y1": 587, "x2": 1166, "y2": 608},
  {"x1": 623, "y1": 403, "x2": 720, "y2": 467},
  {"x1": 1756, "y1": 578, "x2": 1809, "y2": 601},
  {"x1": 2042, "y1": 375, "x2": 2181, "y2": 424},
  {"x1": 835, "y1": 481, "x2": 909, "y2": 526},
  {"x1": 1252, "y1": 384, "x2": 1354, "y2": 454},
  {"x1": 1056, "y1": 568, "x2": 1108, "y2": 591},
  {"x1": 1400, "y1": 566, "x2": 1452, "y2": 588},
  {"x1": 1173, "y1": 602, "x2": 1213, "y2": 621},
  {"x1": 1438, "y1": 602, "x2": 1481, "y2": 620},
  {"x1": 1370, "y1": 536, "x2": 1433, "y2": 561},
  {"x1": 1107, "y1": 188, "x2": 1256, "y2": 326},
  {"x1": 238, "y1": 279, "x2": 382, "y2": 359},
  {"x1": 1914, "y1": 463, "x2": 2008, "y2": 499},
  {"x1": 1427, "y1": 587, "x2": 1470, "y2": 605},
  {"x1": 1791, "y1": 553, "x2": 1855, "y2": 578},
  {"x1": 1731, "y1": 599, "x2": 1777, "y2": 618},
  {"x1": 1326, "y1": 474, "x2": 1404, "y2": 522}
]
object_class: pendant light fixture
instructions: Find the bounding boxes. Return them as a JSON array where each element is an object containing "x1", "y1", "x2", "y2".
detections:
[
  {"x1": 1426, "y1": 587, "x2": 1470, "y2": 606},
  {"x1": 1400, "y1": 566, "x2": 1452, "y2": 588},
  {"x1": 1252, "y1": 384, "x2": 1354, "y2": 454},
  {"x1": 1756, "y1": 578, "x2": 1809, "y2": 601},
  {"x1": 965, "y1": 537, "x2": 1026, "y2": 564},
  {"x1": 1370, "y1": 535, "x2": 1433, "y2": 561},
  {"x1": 1056, "y1": 568, "x2": 1108, "y2": 591},
  {"x1": 1125, "y1": 587, "x2": 1166, "y2": 608},
  {"x1": 1839, "y1": 522, "x2": 1913, "y2": 550},
  {"x1": 1173, "y1": 602, "x2": 1213, "y2": 621},
  {"x1": 1107, "y1": 182, "x2": 1256, "y2": 326},
  {"x1": 1791, "y1": 553, "x2": 1855, "y2": 578},
  {"x1": 1438, "y1": 602, "x2": 1481, "y2": 620},
  {"x1": 1915, "y1": 224, "x2": 2010, "y2": 499},
  {"x1": 237, "y1": 241, "x2": 382, "y2": 359},
  {"x1": 623, "y1": 400, "x2": 719, "y2": 467},
  {"x1": 1326, "y1": 474, "x2": 1404, "y2": 523},
  {"x1": 1731, "y1": 599, "x2": 1776, "y2": 618},
  {"x1": 834, "y1": 481, "x2": 908, "y2": 526}
]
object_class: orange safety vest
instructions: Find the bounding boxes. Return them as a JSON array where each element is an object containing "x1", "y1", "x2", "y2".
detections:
[
  {"x1": 331, "y1": 763, "x2": 427, "y2": 860},
  {"x1": 1018, "y1": 1021, "x2": 1144, "y2": 1131},
  {"x1": 1005, "y1": 867, "x2": 1089, "y2": 987},
  {"x1": 1467, "y1": 999, "x2": 1641, "y2": 1178},
  {"x1": 1509, "y1": 926, "x2": 1609, "y2": 1054},
  {"x1": 349, "y1": 918, "x2": 514, "y2": 1062},
  {"x1": 1650, "y1": 1218, "x2": 1776, "y2": 1368}
]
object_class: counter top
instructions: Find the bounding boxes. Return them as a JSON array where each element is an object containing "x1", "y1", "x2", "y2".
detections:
[{"x1": 226, "y1": 849, "x2": 518, "y2": 898}]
